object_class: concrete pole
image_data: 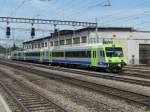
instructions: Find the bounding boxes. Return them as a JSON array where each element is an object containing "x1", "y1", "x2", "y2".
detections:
[
  {"x1": 95, "y1": 18, "x2": 98, "y2": 43},
  {"x1": 72, "y1": 25, "x2": 76, "y2": 46}
]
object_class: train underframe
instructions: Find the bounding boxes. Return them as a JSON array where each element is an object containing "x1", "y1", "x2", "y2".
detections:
[
  {"x1": 12, "y1": 58, "x2": 125, "y2": 73},
  {"x1": 105, "y1": 62, "x2": 125, "y2": 73}
]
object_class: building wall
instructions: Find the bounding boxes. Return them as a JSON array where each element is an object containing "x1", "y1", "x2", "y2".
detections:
[
  {"x1": 128, "y1": 32, "x2": 150, "y2": 64},
  {"x1": 89, "y1": 31, "x2": 150, "y2": 64}
]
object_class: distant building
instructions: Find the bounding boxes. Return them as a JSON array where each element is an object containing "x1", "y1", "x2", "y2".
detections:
[{"x1": 23, "y1": 27, "x2": 150, "y2": 65}]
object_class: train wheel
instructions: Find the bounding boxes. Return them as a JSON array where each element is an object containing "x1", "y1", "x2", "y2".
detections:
[{"x1": 106, "y1": 68, "x2": 112, "y2": 73}]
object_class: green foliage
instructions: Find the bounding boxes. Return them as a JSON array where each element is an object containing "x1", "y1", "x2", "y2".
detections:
[
  {"x1": 0, "y1": 43, "x2": 19, "y2": 55},
  {"x1": 0, "y1": 45, "x2": 6, "y2": 54}
]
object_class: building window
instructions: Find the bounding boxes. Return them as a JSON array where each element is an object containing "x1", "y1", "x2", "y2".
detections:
[
  {"x1": 50, "y1": 42, "x2": 53, "y2": 46},
  {"x1": 36, "y1": 44, "x2": 38, "y2": 48},
  {"x1": 34, "y1": 44, "x2": 36, "y2": 48},
  {"x1": 45, "y1": 42, "x2": 47, "y2": 47},
  {"x1": 66, "y1": 39, "x2": 72, "y2": 45},
  {"x1": 38, "y1": 43, "x2": 40, "y2": 48},
  {"x1": 54, "y1": 41, "x2": 58, "y2": 46},
  {"x1": 73, "y1": 37, "x2": 80, "y2": 44},
  {"x1": 60, "y1": 40, "x2": 65, "y2": 45},
  {"x1": 81, "y1": 36, "x2": 87, "y2": 43},
  {"x1": 42, "y1": 43, "x2": 44, "y2": 47}
]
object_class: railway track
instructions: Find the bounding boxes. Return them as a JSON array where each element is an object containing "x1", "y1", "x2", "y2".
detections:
[
  {"x1": 0, "y1": 71, "x2": 67, "y2": 112},
  {"x1": 0, "y1": 59, "x2": 150, "y2": 107},
  {"x1": 122, "y1": 65, "x2": 150, "y2": 79},
  {"x1": 2, "y1": 59, "x2": 150, "y2": 87}
]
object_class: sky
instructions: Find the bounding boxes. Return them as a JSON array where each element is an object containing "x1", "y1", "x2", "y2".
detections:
[{"x1": 0, "y1": 0, "x2": 150, "y2": 47}]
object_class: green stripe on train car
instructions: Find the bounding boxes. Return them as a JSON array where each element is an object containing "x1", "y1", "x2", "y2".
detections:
[
  {"x1": 40, "y1": 51, "x2": 44, "y2": 63},
  {"x1": 48, "y1": 50, "x2": 52, "y2": 63},
  {"x1": 23, "y1": 51, "x2": 26, "y2": 60},
  {"x1": 16, "y1": 51, "x2": 19, "y2": 60}
]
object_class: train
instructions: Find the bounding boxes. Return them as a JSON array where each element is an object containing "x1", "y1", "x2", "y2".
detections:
[{"x1": 10, "y1": 43, "x2": 125, "y2": 72}]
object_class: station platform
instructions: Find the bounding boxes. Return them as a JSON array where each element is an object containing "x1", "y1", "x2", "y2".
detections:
[{"x1": 0, "y1": 94, "x2": 11, "y2": 112}]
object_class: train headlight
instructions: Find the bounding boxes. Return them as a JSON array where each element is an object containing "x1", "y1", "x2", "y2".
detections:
[{"x1": 118, "y1": 64, "x2": 121, "y2": 67}]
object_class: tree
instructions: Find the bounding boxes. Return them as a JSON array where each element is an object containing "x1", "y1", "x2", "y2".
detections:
[{"x1": 11, "y1": 43, "x2": 18, "y2": 51}]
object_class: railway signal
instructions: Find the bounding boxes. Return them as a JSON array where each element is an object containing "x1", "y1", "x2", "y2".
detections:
[
  {"x1": 31, "y1": 23, "x2": 35, "y2": 38},
  {"x1": 31, "y1": 27, "x2": 35, "y2": 38},
  {"x1": 6, "y1": 26, "x2": 11, "y2": 37}
]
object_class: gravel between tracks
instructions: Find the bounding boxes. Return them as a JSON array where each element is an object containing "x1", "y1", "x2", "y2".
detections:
[
  {"x1": 0, "y1": 74, "x2": 23, "y2": 112},
  {"x1": 1, "y1": 64, "x2": 149, "y2": 112}
]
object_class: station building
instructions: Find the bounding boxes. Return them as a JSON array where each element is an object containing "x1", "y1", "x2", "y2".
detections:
[{"x1": 23, "y1": 27, "x2": 150, "y2": 65}]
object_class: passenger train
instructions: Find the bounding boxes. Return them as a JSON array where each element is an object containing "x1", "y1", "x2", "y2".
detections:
[{"x1": 11, "y1": 43, "x2": 125, "y2": 72}]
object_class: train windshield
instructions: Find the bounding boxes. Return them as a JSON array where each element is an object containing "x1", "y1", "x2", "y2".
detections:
[{"x1": 105, "y1": 47, "x2": 123, "y2": 57}]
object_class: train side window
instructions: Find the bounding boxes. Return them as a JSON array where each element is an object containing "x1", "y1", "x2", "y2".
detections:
[
  {"x1": 100, "y1": 50, "x2": 102, "y2": 57},
  {"x1": 87, "y1": 51, "x2": 91, "y2": 58},
  {"x1": 66, "y1": 50, "x2": 91, "y2": 58}
]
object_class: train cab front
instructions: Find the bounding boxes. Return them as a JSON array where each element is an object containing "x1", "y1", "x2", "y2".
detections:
[{"x1": 104, "y1": 45, "x2": 125, "y2": 72}]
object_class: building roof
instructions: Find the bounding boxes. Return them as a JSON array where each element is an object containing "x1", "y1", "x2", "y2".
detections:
[{"x1": 77, "y1": 27, "x2": 134, "y2": 32}]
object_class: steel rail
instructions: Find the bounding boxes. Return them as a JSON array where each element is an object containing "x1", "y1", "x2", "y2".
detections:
[
  {"x1": 0, "y1": 71, "x2": 67, "y2": 112},
  {"x1": 2, "y1": 59, "x2": 150, "y2": 87},
  {"x1": 0, "y1": 81, "x2": 30, "y2": 112},
  {"x1": 0, "y1": 60, "x2": 150, "y2": 107}
]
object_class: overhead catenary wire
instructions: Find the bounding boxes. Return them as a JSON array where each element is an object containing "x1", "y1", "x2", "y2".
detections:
[
  {"x1": 68, "y1": 0, "x2": 107, "y2": 16},
  {"x1": 98, "y1": 0, "x2": 150, "y2": 27},
  {"x1": 103, "y1": 11, "x2": 150, "y2": 26},
  {"x1": 132, "y1": 18, "x2": 150, "y2": 30},
  {"x1": 97, "y1": 0, "x2": 150, "y2": 19},
  {"x1": 68, "y1": 0, "x2": 111, "y2": 21},
  {"x1": 53, "y1": 0, "x2": 102, "y2": 19},
  {"x1": 10, "y1": 0, "x2": 31, "y2": 16},
  {"x1": 39, "y1": 0, "x2": 82, "y2": 18},
  {"x1": 58, "y1": 0, "x2": 104, "y2": 18},
  {"x1": 2, "y1": 0, "x2": 150, "y2": 32},
  {"x1": 46, "y1": 0, "x2": 101, "y2": 18},
  {"x1": 10, "y1": 0, "x2": 53, "y2": 17},
  {"x1": 1, "y1": 0, "x2": 7, "y2": 13}
]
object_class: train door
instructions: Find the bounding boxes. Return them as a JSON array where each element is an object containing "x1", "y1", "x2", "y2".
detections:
[
  {"x1": 91, "y1": 47, "x2": 98, "y2": 67},
  {"x1": 99, "y1": 48, "x2": 105, "y2": 63}
]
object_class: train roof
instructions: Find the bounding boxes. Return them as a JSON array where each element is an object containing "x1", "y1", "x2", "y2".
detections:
[
  {"x1": 47, "y1": 43, "x2": 122, "y2": 51},
  {"x1": 16, "y1": 43, "x2": 122, "y2": 52}
]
